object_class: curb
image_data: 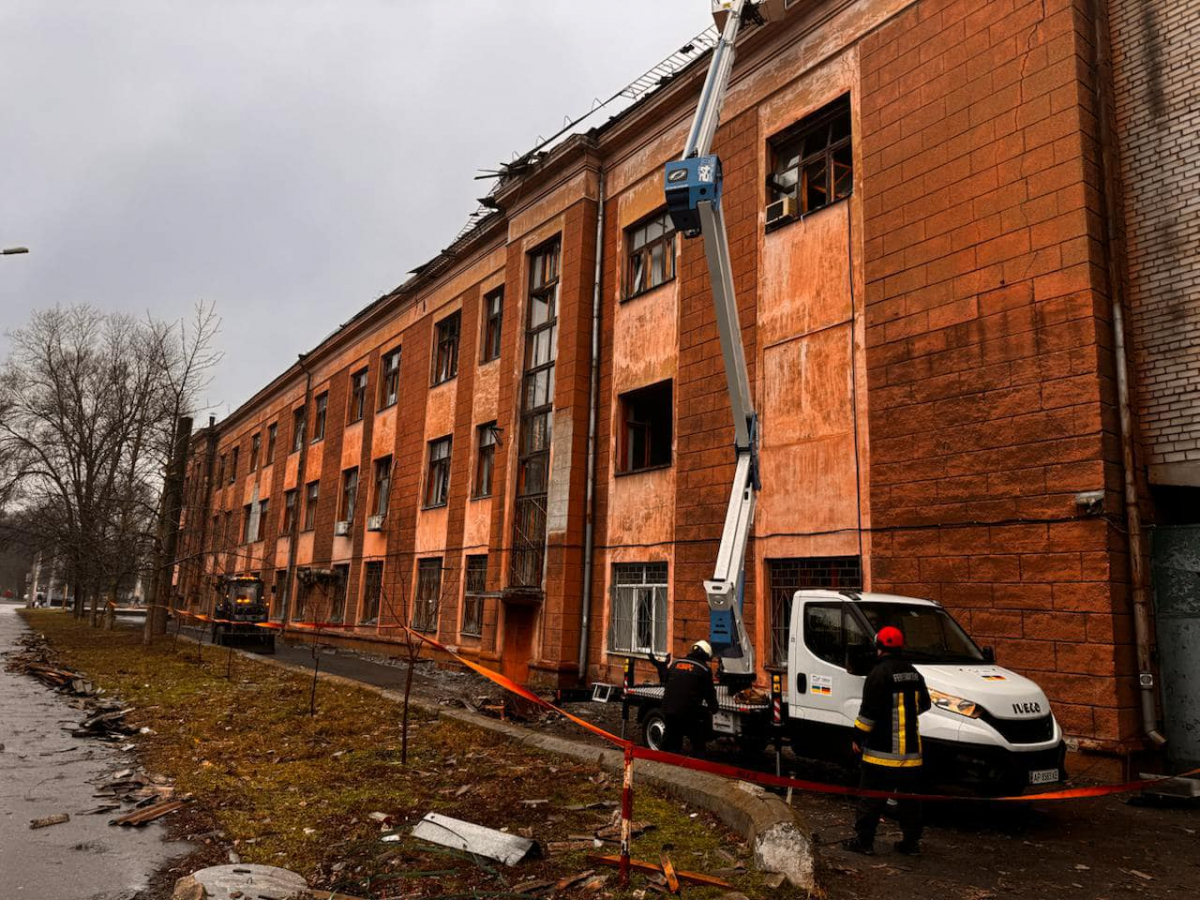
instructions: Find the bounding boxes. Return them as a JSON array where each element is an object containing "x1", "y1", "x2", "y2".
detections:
[{"x1": 176, "y1": 634, "x2": 816, "y2": 889}]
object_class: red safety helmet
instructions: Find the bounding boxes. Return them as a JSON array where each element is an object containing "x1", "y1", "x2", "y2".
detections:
[{"x1": 875, "y1": 626, "x2": 905, "y2": 650}]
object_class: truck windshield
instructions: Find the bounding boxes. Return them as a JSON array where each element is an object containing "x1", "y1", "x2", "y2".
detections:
[
  {"x1": 854, "y1": 603, "x2": 985, "y2": 663},
  {"x1": 230, "y1": 582, "x2": 262, "y2": 604}
]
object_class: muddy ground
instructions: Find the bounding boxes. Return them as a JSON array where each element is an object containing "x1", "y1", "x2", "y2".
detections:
[{"x1": 159, "y1": 622, "x2": 1200, "y2": 899}]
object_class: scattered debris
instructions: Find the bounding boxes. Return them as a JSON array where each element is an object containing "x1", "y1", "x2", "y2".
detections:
[
  {"x1": 1122, "y1": 868, "x2": 1154, "y2": 881},
  {"x1": 182, "y1": 864, "x2": 307, "y2": 900},
  {"x1": 587, "y1": 855, "x2": 733, "y2": 889},
  {"x1": 548, "y1": 840, "x2": 597, "y2": 854},
  {"x1": 555, "y1": 870, "x2": 597, "y2": 891},
  {"x1": 111, "y1": 799, "x2": 185, "y2": 827},
  {"x1": 29, "y1": 813, "x2": 70, "y2": 829},
  {"x1": 411, "y1": 813, "x2": 538, "y2": 866},
  {"x1": 513, "y1": 879, "x2": 556, "y2": 896},
  {"x1": 660, "y1": 852, "x2": 681, "y2": 894}
]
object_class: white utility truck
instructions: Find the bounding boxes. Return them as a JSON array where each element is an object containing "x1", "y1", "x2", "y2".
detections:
[
  {"x1": 610, "y1": 1, "x2": 1065, "y2": 794},
  {"x1": 624, "y1": 591, "x2": 1067, "y2": 794}
]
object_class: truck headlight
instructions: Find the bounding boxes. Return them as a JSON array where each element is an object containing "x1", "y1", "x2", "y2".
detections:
[{"x1": 929, "y1": 688, "x2": 980, "y2": 719}]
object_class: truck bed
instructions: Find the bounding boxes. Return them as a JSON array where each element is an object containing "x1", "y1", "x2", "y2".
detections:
[{"x1": 624, "y1": 682, "x2": 771, "y2": 716}]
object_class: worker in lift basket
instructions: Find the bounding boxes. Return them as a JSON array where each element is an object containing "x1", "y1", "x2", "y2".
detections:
[
  {"x1": 662, "y1": 640, "x2": 719, "y2": 759},
  {"x1": 844, "y1": 626, "x2": 932, "y2": 857}
]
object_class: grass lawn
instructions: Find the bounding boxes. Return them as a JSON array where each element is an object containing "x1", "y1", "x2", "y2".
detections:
[{"x1": 21, "y1": 610, "x2": 799, "y2": 899}]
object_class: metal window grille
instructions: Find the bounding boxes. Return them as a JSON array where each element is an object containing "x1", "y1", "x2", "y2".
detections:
[
  {"x1": 625, "y1": 211, "x2": 676, "y2": 299},
  {"x1": 767, "y1": 556, "x2": 862, "y2": 667},
  {"x1": 330, "y1": 564, "x2": 349, "y2": 623},
  {"x1": 414, "y1": 558, "x2": 441, "y2": 633},
  {"x1": 462, "y1": 554, "x2": 487, "y2": 637},
  {"x1": 608, "y1": 562, "x2": 668, "y2": 656},
  {"x1": 360, "y1": 561, "x2": 383, "y2": 624}
]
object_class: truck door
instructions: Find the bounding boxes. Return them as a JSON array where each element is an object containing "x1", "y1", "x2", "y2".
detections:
[{"x1": 787, "y1": 599, "x2": 872, "y2": 727}]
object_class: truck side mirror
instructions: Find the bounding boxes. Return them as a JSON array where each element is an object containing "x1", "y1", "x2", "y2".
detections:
[{"x1": 982, "y1": 646, "x2": 996, "y2": 663}]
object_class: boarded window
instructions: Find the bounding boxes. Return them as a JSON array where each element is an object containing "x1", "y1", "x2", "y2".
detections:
[
  {"x1": 608, "y1": 562, "x2": 668, "y2": 656},
  {"x1": 767, "y1": 556, "x2": 862, "y2": 667}
]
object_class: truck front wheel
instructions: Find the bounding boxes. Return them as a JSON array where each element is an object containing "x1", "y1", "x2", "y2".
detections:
[{"x1": 641, "y1": 709, "x2": 668, "y2": 751}]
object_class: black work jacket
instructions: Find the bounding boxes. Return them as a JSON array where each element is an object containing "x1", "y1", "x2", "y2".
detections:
[
  {"x1": 662, "y1": 654, "x2": 718, "y2": 718},
  {"x1": 854, "y1": 654, "x2": 932, "y2": 768}
]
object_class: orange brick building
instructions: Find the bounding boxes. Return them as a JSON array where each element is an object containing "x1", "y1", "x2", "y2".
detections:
[{"x1": 174, "y1": 0, "x2": 1198, "y2": 765}]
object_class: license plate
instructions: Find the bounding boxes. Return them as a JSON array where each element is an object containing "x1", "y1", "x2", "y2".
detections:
[
  {"x1": 1030, "y1": 768, "x2": 1059, "y2": 785},
  {"x1": 711, "y1": 711, "x2": 738, "y2": 734}
]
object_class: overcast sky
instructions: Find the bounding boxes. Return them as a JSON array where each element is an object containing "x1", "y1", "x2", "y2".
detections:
[{"x1": 0, "y1": 1, "x2": 709, "y2": 418}]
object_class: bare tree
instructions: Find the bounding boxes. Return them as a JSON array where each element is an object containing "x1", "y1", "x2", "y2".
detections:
[{"x1": 0, "y1": 302, "x2": 222, "y2": 624}]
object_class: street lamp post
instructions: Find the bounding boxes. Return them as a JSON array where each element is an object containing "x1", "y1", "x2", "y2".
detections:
[{"x1": 2, "y1": 247, "x2": 30, "y2": 256}]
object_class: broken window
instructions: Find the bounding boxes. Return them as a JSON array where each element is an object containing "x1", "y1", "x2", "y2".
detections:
[
  {"x1": 340, "y1": 467, "x2": 358, "y2": 524},
  {"x1": 312, "y1": 392, "x2": 328, "y2": 442},
  {"x1": 474, "y1": 422, "x2": 497, "y2": 499},
  {"x1": 481, "y1": 288, "x2": 503, "y2": 363},
  {"x1": 608, "y1": 562, "x2": 668, "y2": 656},
  {"x1": 330, "y1": 563, "x2": 350, "y2": 623},
  {"x1": 424, "y1": 436, "x2": 452, "y2": 509},
  {"x1": 432, "y1": 311, "x2": 461, "y2": 385},
  {"x1": 380, "y1": 348, "x2": 401, "y2": 409},
  {"x1": 625, "y1": 210, "x2": 676, "y2": 299},
  {"x1": 462, "y1": 554, "x2": 486, "y2": 637},
  {"x1": 230, "y1": 447, "x2": 239, "y2": 483},
  {"x1": 767, "y1": 556, "x2": 862, "y2": 667},
  {"x1": 413, "y1": 557, "x2": 441, "y2": 633},
  {"x1": 266, "y1": 423, "x2": 277, "y2": 463},
  {"x1": 241, "y1": 504, "x2": 252, "y2": 543},
  {"x1": 250, "y1": 433, "x2": 261, "y2": 471},
  {"x1": 247, "y1": 498, "x2": 267, "y2": 543},
  {"x1": 349, "y1": 368, "x2": 368, "y2": 422},
  {"x1": 373, "y1": 456, "x2": 392, "y2": 517},
  {"x1": 282, "y1": 489, "x2": 297, "y2": 534},
  {"x1": 767, "y1": 95, "x2": 852, "y2": 221},
  {"x1": 303, "y1": 480, "x2": 319, "y2": 531},
  {"x1": 618, "y1": 380, "x2": 673, "y2": 473},
  {"x1": 360, "y1": 560, "x2": 383, "y2": 624},
  {"x1": 291, "y1": 406, "x2": 306, "y2": 453}
]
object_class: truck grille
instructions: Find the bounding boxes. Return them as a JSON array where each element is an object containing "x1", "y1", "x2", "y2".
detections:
[{"x1": 982, "y1": 712, "x2": 1054, "y2": 744}]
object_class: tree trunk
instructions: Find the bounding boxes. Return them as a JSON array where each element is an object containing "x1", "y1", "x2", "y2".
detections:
[{"x1": 144, "y1": 416, "x2": 192, "y2": 643}]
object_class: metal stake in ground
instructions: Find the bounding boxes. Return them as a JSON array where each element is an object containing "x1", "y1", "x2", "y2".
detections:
[
  {"x1": 619, "y1": 744, "x2": 634, "y2": 886},
  {"x1": 620, "y1": 657, "x2": 631, "y2": 741}
]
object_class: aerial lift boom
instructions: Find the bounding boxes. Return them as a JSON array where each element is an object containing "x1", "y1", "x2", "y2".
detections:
[{"x1": 664, "y1": 0, "x2": 771, "y2": 680}]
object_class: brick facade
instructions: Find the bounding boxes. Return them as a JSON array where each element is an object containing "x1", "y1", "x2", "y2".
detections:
[{"x1": 173, "y1": 0, "x2": 1181, "y2": 759}]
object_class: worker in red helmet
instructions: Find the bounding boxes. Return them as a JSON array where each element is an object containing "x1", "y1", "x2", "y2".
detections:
[{"x1": 844, "y1": 624, "x2": 932, "y2": 857}]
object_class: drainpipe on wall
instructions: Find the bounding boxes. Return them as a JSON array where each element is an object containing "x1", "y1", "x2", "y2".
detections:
[
  {"x1": 578, "y1": 167, "x2": 606, "y2": 682},
  {"x1": 284, "y1": 354, "x2": 314, "y2": 630},
  {"x1": 1089, "y1": 0, "x2": 1166, "y2": 747}
]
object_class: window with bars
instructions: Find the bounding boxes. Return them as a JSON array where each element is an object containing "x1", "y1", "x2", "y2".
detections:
[
  {"x1": 312, "y1": 392, "x2": 328, "y2": 442},
  {"x1": 349, "y1": 368, "x2": 368, "y2": 422},
  {"x1": 373, "y1": 456, "x2": 392, "y2": 517},
  {"x1": 414, "y1": 557, "x2": 441, "y2": 633},
  {"x1": 474, "y1": 422, "x2": 497, "y2": 498},
  {"x1": 432, "y1": 312, "x2": 461, "y2": 385},
  {"x1": 618, "y1": 380, "x2": 673, "y2": 473},
  {"x1": 360, "y1": 560, "x2": 383, "y2": 624},
  {"x1": 303, "y1": 481, "x2": 319, "y2": 531},
  {"x1": 766, "y1": 556, "x2": 862, "y2": 667},
  {"x1": 330, "y1": 564, "x2": 349, "y2": 623},
  {"x1": 380, "y1": 348, "x2": 401, "y2": 409},
  {"x1": 625, "y1": 211, "x2": 676, "y2": 299},
  {"x1": 608, "y1": 562, "x2": 668, "y2": 656},
  {"x1": 767, "y1": 95, "x2": 852, "y2": 221},
  {"x1": 461, "y1": 554, "x2": 486, "y2": 637},
  {"x1": 424, "y1": 436, "x2": 452, "y2": 508},
  {"x1": 481, "y1": 288, "x2": 503, "y2": 363},
  {"x1": 292, "y1": 407, "x2": 306, "y2": 453},
  {"x1": 340, "y1": 467, "x2": 358, "y2": 524}
]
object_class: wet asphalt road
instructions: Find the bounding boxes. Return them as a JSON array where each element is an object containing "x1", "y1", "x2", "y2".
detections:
[{"x1": 0, "y1": 602, "x2": 183, "y2": 900}]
